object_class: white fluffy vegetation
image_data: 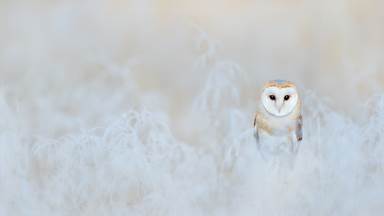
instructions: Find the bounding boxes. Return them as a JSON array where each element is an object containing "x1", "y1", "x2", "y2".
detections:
[{"x1": 0, "y1": 1, "x2": 384, "y2": 216}]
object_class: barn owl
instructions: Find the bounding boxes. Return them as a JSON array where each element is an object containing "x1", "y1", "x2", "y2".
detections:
[{"x1": 253, "y1": 80, "x2": 303, "y2": 155}]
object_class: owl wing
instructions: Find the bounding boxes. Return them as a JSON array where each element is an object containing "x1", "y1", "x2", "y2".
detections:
[
  {"x1": 253, "y1": 113, "x2": 260, "y2": 143},
  {"x1": 296, "y1": 115, "x2": 303, "y2": 142}
]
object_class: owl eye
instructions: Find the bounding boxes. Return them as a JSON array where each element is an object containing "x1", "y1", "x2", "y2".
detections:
[
  {"x1": 269, "y1": 95, "x2": 276, "y2": 101},
  {"x1": 284, "y1": 95, "x2": 290, "y2": 101}
]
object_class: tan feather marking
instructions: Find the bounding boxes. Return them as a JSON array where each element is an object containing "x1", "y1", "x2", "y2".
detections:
[
  {"x1": 255, "y1": 113, "x2": 273, "y2": 134},
  {"x1": 264, "y1": 80, "x2": 296, "y2": 89}
]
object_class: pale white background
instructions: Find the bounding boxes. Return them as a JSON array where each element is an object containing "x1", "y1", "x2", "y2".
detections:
[{"x1": 0, "y1": 1, "x2": 383, "y2": 215}]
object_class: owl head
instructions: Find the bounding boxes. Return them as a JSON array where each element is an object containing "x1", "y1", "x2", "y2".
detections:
[{"x1": 261, "y1": 80, "x2": 300, "y2": 117}]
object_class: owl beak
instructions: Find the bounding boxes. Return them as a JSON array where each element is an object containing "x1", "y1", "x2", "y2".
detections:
[{"x1": 276, "y1": 101, "x2": 284, "y2": 113}]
